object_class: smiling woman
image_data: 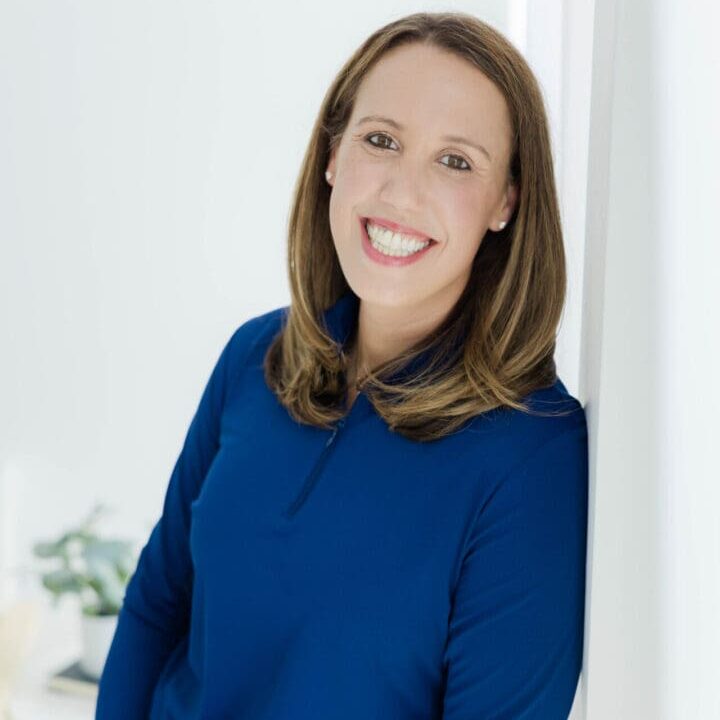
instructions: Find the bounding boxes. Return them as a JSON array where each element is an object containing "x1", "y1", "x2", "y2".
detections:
[
  {"x1": 266, "y1": 13, "x2": 568, "y2": 439},
  {"x1": 96, "y1": 11, "x2": 588, "y2": 720}
]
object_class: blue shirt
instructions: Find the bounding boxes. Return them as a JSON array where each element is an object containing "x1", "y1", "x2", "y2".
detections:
[{"x1": 96, "y1": 290, "x2": 589, "y2": 719}]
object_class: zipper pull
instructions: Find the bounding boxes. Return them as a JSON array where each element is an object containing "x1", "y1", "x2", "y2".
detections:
[{"x1": 325, "y1": 418, "x2": 345, "y2": 447}]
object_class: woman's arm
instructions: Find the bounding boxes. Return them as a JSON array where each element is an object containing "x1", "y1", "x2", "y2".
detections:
[
  {"x1": 94, "y1": 317, "x2": 263, "y2": 718},
  {"x1": 441, "y1": 416, "x2": 590, "y2": 719}
]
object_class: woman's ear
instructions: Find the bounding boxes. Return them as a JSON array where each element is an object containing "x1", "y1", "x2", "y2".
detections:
[
  {"x1": 495, "y1": 180, "x2": 518, "y2": 229},
  {"x1": 325, "y1": 147, "x2": 337, "y2": 186}
]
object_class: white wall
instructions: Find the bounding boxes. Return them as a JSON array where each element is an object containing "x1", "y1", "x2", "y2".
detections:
[
  {"x1": 581, "y1": 0, "x2": 720, "y2": 717},
  {"x1": 654, "y1": 4, "x2": 720, "y2": 715}
]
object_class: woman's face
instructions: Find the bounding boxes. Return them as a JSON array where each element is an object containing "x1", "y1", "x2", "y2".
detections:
[{"x1": 326, "y1": 42, "x2": 517, "y2": 311}]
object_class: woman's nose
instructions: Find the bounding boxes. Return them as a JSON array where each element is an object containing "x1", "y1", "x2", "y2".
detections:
[{"x1": 377, "y1": 159, "x2": 427, "y2": 211}]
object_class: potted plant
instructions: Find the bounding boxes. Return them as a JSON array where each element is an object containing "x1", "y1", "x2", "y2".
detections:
[{"x1": 31, "y1": 502, "x2": 137, "y2": 680}]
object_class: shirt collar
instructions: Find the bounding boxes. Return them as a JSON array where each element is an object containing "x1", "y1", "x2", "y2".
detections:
[
  {"x1": 322, "y1": 288, "x2": 359, "y2": 351},
  {"x1": 320, "y1": 291, "x2": 570, "y2": 417}
]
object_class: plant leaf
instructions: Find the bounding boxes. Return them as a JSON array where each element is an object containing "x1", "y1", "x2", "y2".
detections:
[{"x1": 41, "y1": 568, "x2": 87, "y2": 595}]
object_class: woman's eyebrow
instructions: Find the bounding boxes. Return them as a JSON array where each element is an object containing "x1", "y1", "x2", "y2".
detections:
[{"x1": 354, "y1": 114, "x2": 492, "y2": 162}]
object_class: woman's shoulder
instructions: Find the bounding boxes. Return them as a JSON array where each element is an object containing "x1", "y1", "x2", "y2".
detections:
[
  {"x1": 225, "y1": 302, "x2": 288, "y2": 356},
  {"x1": 213, "y1": 303, "x2": 288, "y2": 391},
  {"x1": 460, "y1": 377, "x2": 587, "y2": 479},
  {"x1": 522, "y1": 376, "x2": 585, "y2": 422},
  {"x1": 470, "y1": 375, "x2": 585, "y2": 430},
  {"x1": 513, "y1": 377, "x2": 587, "y2": 462}
]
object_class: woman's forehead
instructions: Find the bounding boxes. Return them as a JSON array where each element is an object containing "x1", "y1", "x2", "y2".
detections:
[{"x1": 351, "y1": 44, "x2": 512, "y2": 156}]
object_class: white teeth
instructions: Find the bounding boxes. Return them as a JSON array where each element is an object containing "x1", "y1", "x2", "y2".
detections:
[{"x1": 366, "y1": 221, "x2": 431, "y2": 257}]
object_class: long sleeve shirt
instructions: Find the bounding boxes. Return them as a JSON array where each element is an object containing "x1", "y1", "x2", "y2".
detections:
[{"x1": 95, "y1": 289, "x2": 589, "y2": 719}]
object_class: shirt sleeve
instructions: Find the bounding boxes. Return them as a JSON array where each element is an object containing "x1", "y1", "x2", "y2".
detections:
[
  {"x1": 95, "y1": 324, "x2": 246, "y2": 718},
  {"x1": 441, "y1": 417, "x2": 589, "y2": 720}
]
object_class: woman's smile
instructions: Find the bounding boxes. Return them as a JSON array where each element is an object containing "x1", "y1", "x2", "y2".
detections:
[{"x1": 359, "y1": 216, "x2": 438, "y2": 266}]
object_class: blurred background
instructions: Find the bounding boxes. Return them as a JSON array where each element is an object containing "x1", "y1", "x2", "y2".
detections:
[{"x1": 0, "y1": 1, "x2": 717, "y2": 718}]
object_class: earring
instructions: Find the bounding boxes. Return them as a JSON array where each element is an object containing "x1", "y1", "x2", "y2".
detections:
[
  {"x1": 498, "y1": 220, "x2": 507, "y2": 230},
  {"x1": 325, "y1": 170, "x2": 333, "y2": 183}
]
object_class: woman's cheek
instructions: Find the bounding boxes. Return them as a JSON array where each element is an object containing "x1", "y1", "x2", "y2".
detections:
[
  {"x1": 349, "y1": 157, "x2": 386, "y2": 190},
  {"x1": 446, "y1": 186, "x2": 489, "y2": 234}
]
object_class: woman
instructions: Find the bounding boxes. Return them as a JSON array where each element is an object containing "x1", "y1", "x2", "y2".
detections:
[{"x1": 97, "y1": 11, "x2": 589, "y2": 719}]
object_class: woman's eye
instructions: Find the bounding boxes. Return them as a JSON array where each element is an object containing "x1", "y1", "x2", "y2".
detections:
[
  {"x1": 363, "y1": 133, "x2": 472, "y2": 173},
  {"x1": 365, "y1": 132, "x2": 397, "y2": 150},
  {"x1": 440, "y1": 155, "x2": 472, "y2": 173}
]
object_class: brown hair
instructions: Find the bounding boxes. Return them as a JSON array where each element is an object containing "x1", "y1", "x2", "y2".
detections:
[{"x1": 264, "y1": 11, "x2": 571, "y2": 442}]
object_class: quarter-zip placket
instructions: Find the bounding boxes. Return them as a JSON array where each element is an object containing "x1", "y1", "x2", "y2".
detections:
[{"x1": 283, "y1": 417, "x2": 347, "y2": 519}]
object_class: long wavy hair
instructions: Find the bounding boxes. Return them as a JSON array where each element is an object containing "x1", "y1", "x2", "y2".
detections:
[{"x1": 264, "y1": 11, "x2": 571, "y2": 443}]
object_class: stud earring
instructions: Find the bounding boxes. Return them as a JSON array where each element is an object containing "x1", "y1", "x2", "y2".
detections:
[
  {"x1": 498, "y1": 221, "x2": 507, "y2": 230},
  {"x1": 325, "y1": 170, "x2": 333, "y2": 183}
]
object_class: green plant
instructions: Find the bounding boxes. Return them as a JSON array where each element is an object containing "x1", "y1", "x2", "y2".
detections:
[{"x1": 31, "y1": 502, "x2": 137, "y2": 617}]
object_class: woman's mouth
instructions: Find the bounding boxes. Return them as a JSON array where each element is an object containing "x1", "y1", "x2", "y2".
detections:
[{"x1": 359, "y1": 217, "x2": 437, "y2": 266}]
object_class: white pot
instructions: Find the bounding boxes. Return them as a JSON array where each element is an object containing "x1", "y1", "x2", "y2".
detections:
[{"x1": 79, "y1": 612, "x2": 118, "y2": 680}]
